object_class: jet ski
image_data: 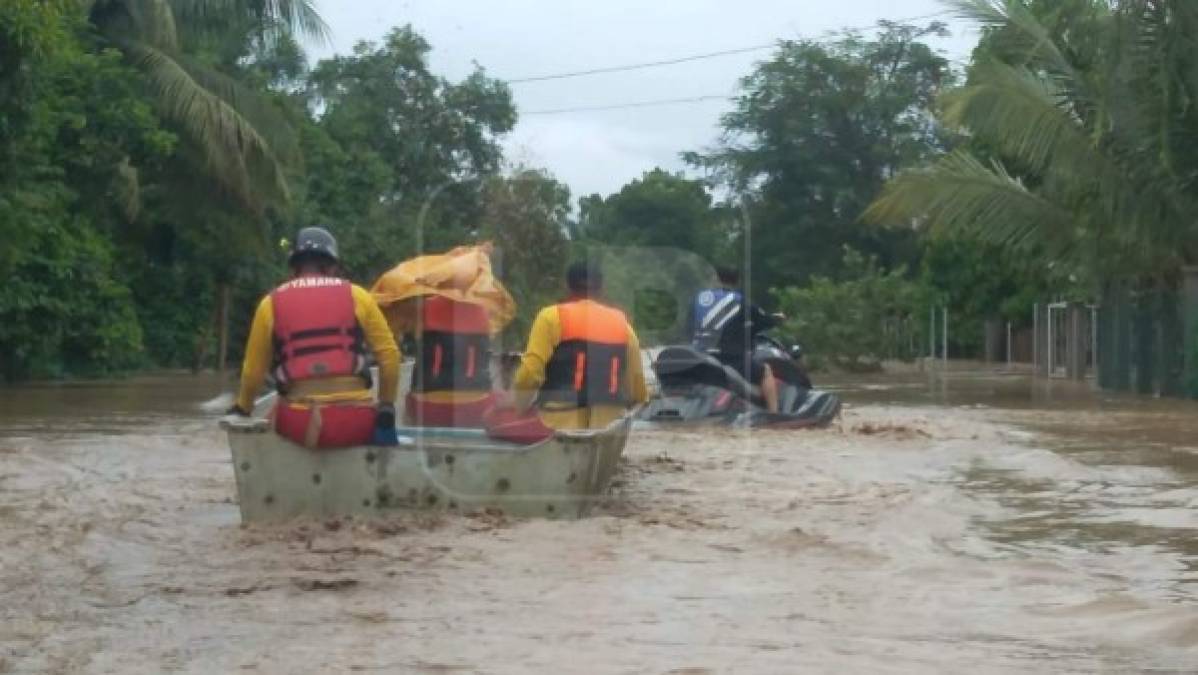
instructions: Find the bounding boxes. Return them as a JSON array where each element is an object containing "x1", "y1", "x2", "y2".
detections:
[{"x1": 641, "y1": 334, "x2": 841, "y2": 428}]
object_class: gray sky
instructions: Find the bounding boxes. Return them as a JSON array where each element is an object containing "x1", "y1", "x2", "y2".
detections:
[{"x1": 312, "y1": 1, "x2": 979, "y2": 201}]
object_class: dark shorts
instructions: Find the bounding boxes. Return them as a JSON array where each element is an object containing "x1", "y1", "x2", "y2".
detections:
[{"x1": 715, "y1": 352, "x2": 765, "y2": 384}]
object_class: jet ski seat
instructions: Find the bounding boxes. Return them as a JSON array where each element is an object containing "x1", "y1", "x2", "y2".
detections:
[{"x1": 653, "y1": 346, "x2": 764, "y2": 406}]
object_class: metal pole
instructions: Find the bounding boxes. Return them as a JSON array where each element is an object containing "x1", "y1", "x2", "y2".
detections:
[
  {"x1": 1049, "y1": 306, "x2": 1059, "y2": 374},
  {"x1": 1033, "y1": 303, "x2": 1039, "y2": 374},
  {"x1": 929, "y1": 305, "x2": 935, "y2": 359},
  {"x1": 1001, "y1": 318, "x2": 1011, "y2": 366},
  {"x1": 942, "y1": 306, "x2": 949, "y2": 366}
]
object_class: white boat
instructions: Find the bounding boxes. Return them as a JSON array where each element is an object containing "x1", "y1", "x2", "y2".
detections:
[{"x1": 222, "y1": 415, "x2": 632, "y2": 523}]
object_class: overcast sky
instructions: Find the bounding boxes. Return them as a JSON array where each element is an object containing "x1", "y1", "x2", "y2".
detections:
[{"x1": 311, "y1": 1, "x2": 979, "y2": 202}]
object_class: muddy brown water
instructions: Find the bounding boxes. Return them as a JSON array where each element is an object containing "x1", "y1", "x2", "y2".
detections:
[{"x1": 1, "y1": 369, "x2": 1196, "y2": 673}]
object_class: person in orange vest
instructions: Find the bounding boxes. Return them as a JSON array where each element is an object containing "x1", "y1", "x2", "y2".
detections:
[
  {"x1": 402, "y1": 295, "x2": 496, "y2": 427},
  {"x1": 488, "y1": 261, "x2": 647, "y2": 443},
  {"x1": 228, "y1": 227, "x2": 400, "y2": 447}
]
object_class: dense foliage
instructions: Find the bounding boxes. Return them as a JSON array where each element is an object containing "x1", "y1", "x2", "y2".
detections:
[
  {"x1": 869, "y1": 0, "x2": 1198, "y2": 388},
  {"x1": 774, "y1": 250, "x2": 927, "y2": 371},
  {"x1": 688, "y1": 23, "x2": 956, "y2": 291},
  {"x1": 0, "y1": 4, "x2": 513, "y2": 380},
  {"x1": 9, "y1": 2, "x2": 1191, "y2": 382},
  {"x1": 479, "y1": 168, "x2": 571, "y2": 343},
  {"x1": 300, "y1": 27, "x2": 516, "y2": 281}
]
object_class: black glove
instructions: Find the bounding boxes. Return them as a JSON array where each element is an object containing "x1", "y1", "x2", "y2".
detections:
[
  {"x1": 225, "y1": 404, "x2": 251, "y2": 417},
  {"x1": 375, "y1": 403, "x2": 396, "y2": 430}
]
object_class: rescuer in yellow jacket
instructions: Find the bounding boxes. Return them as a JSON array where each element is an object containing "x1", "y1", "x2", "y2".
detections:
[
  {"x1": 229, "y1": 227, "x2": 400, "y2": 448},
  {"x1": 505, "y1": 261, "x2": 648, "y2": 432}
]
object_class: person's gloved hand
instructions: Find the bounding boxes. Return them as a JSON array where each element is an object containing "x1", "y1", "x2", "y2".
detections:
[
  {"x1": 375, "y1": 402, "x2": 396, "y2": 430},
  {"x1": 225, "y1": 404, "x2": 251, "y2": 417}
]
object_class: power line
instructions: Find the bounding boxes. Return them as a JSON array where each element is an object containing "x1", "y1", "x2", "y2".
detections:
[
  {"x1": 510, "y1": 45, "x2": 774, "y2": 84},
  {"x1": 506, "y1": 9, "x2": 954, "y2": 85},
  {"x1": 522, "y1": 94, "x2": 732, "y2": 116}
]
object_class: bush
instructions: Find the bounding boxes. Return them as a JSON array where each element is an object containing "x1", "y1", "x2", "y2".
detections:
[
  {"x1": 773, "y1": 249, "x2": 927, "y2": 371},
  {"x1": 0, "y1": 208, "x2": 144, "y2": 380}
]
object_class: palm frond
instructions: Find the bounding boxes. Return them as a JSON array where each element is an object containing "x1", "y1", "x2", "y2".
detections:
[
  {"x1": 945, "y1": 0, "x2": 1078, "y2": 78},
  {"x1": 176, "y1": 55, "x2": 299, "y2": 163},
  {"x1": 940, "y1": 62, "x2": 1101, "y2": 177},
  {"x1": 125, "y1": 39, "x2": 289, "y2": 210},
  {"x1": 866, "y1": 151, "x2": 1077, "y2": 256},
  {"x1": 938, "y1": 60, "x2": 1187, "y2": 237},
  {"x1": 170, "y1": 0, "x2": 330, "y2": 45}
]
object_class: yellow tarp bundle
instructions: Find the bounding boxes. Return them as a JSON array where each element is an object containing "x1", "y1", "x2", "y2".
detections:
[{"x1": 370, "y1": 243, "x2": 516, "y2": 337}]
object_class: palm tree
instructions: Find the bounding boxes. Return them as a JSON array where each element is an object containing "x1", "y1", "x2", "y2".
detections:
[
  {"x1": 866, "y1": 0, "x2": 1198, "y2": 284},
  {"x1": 82, "y1": 1, "x2": 328, "y2": 369},
  {"x1": 83, "y1": 0, "x2": 328, "y2": 212}
]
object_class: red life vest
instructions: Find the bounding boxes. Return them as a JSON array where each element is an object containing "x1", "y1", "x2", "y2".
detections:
[
  {"x1": 540, "y1": 300, "x2": 630, "y2": 408},
  {"x1": 410, "y1": 296, "x2": 492, "y2": 394},
  {"x1": 270, "y1": 276, "x2": 368, "y2": 389}
]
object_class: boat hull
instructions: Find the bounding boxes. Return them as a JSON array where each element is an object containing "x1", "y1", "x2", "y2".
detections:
[{"x1": 224, "y1": 417, "x2": 632, "y2": 523}]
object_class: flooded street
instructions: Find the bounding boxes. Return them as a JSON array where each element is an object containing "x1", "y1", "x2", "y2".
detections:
[{"x1": 1, "y1": 370, "x2": 1196, "y2": 673}]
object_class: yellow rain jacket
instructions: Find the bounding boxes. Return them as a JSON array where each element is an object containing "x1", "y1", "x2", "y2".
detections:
[
  {"x1": 235, "y1": 283, "x2": 399, "y2": 412},
  {"x1": 513, "y1": 300, "x2": 648, "y2": 430}
]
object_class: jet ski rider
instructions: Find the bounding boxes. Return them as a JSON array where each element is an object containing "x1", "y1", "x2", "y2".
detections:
[{"x1": 689, "y1": 266, "x2": 780, "y2": 413}]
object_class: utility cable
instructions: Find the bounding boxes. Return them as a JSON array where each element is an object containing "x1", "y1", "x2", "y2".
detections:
[
  {"x1": 509, "y1": 45, "x2": 774, "y2": 84},
  {"x1": 521, "y1": 94, "x2": 732, "y2": 115},
  {"x1": 507, "y1": 9, "x2": 954, "y2": 85}
]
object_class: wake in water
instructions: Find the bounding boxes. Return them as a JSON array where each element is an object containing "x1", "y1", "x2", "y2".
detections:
[{"x1": 198, "y1": 392, "x2": 236, "y2": 414}]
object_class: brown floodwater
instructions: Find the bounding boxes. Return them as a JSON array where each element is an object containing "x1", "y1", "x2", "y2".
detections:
[{"x1": 1, "y1": 368, "x2": 1196, "y2": 673}]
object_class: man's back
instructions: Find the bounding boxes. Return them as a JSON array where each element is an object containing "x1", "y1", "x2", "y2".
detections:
[
  {"x1": 691, "y1": 286, "x2": 781, "y2": 359},
  {"x1": 690, "y1": 287, "x2": 744, "y2": 352}
]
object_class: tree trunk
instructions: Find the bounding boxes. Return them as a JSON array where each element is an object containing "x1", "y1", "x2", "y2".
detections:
[{"x1": 217, "y1": 282, "x2": 231, "y2": 374}]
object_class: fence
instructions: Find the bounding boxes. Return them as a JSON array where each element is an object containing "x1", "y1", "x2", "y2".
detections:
[{"x1": 1029, "y1": 268, "x2": 1198, "y2": 397}]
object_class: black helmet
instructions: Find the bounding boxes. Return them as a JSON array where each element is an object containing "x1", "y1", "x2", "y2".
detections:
[{"x1": 289, "y1": 227, "x2": 339, "y2": 266}]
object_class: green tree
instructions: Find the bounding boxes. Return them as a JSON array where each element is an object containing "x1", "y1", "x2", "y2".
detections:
[
  {"x1": 774, "y1": 248, "x2": 928, "y2": 371},
  {"x1": 576, "y1": 168, "x2": 726, "y2": 261},
  {"x1": 688, "y1": 22, "x2": 956, "y2": 293},
  {"x1": 918, "y1": 237, "x2": 1064, "y2": 355},
  {"x1": 0, "y1": 14, "x2": 523, "y2": 380},
  {"x1": 479, "y1": 168, "x2": 572, "y2": 342},
  {"x1": 303, "y1": 26, "x2": 517, "y2": 280},
  {"x1": 83, "y1": 0, "x2": 327, "y2": 210},
  {"x1": 0, "y1": 14, "x2": 172, "y2": 378},
  {"x1": 867, "y1": 0, "x2": 1198, "y2": 283}
]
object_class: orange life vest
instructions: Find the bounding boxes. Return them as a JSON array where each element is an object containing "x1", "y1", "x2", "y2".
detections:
[
  {"x1": 270, "y1": 276, "x2": 368, "y2": 389},
  {"x1": 540, "y1": 299, "x2": 630, "y2": 408},
  {"x1": 410, "y1": 296, "x2": 492, "y2": 393}
]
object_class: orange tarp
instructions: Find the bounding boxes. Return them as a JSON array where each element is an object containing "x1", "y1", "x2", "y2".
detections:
[{"x1": 370, "y1": 243, "x2": 515, "y2": 337}]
